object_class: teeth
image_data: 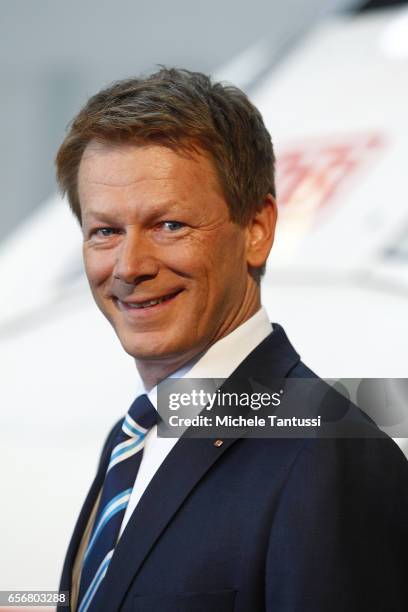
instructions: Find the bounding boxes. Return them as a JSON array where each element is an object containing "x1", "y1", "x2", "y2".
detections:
[{"x1": 125, "y1": 295, "x2": 171, "y2": 309}]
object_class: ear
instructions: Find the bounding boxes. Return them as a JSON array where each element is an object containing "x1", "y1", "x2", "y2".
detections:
[{"x1": 245, "y1": 194, "x2": 277, "y2": 269}]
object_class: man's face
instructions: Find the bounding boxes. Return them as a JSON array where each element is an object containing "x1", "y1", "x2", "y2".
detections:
[{"x1": 78, "y1": 142, "x2": 256, "y2": 364}]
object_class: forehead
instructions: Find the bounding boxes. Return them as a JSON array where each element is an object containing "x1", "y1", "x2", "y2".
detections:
[
  {"x1": 78, "y1": 140, "x2": 222, "y2": 197},
  {"x1": 77, "y1": 141, "x2": 230, "y2": 225}
]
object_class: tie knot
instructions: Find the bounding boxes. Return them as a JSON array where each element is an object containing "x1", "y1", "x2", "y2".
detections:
[{"x1": 122, "y1": 394, "x2": 157, "y2": 437}]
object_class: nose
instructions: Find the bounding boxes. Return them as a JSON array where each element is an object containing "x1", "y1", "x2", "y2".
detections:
[{"x1": 113, "y1": 228, "x2": 160, "y2": 285}]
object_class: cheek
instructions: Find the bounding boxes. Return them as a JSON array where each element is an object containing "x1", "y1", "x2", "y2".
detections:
[
  {"x1": 200, "y1": 233, "x2": 247, "y2": 298},
  {"x1": 210, "y1": 229, "x2": 247, "y2": 276},
  {"x1": 158, "y1": 240, "x2": 207, "y2": 278},
  {"x1": 83, "y1": 248, "x2": 115, "y2": 288}
]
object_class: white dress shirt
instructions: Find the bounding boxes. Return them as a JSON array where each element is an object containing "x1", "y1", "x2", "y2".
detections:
[{"x1": 119, "y1": 307, "x2": 272, "y2": 536}]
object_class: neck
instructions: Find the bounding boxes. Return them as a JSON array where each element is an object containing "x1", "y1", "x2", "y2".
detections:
[{"x1": 136, "y1": 351, "x2": 202, "y2": 392}]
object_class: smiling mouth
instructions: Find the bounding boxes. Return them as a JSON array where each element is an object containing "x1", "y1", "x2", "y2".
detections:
[{"x1": 116, "y1": 290, "x2": 183, "y2": 310}]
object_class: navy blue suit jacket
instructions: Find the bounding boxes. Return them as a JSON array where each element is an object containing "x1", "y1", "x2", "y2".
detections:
[{"x1": 59, "y1": 324, "x2": 408, "y2": 611}]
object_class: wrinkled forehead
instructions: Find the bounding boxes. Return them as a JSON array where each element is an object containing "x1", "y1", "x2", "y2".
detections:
[
  {"x1": 78, "y1": 140, "x2": 230, "y2": 224},
  {"x1": 78, "y1": 139, "x2": 222, "y2": 192}
]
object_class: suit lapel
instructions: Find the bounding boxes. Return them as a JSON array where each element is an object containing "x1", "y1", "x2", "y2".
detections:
[
  {"x1": 100, "y1": 323, "x2": 300, "y2": 610},
  {"x1": 58, "y1": 420, "x2": 122, "y2": 593},
  {"x1": 231, "y1": 323, "x2": 300, "y2": 382},
  {"x1": 100, "y1": 434, "x2": 244, "y2": 608}
]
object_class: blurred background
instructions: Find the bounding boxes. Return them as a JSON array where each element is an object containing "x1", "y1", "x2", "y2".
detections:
[{"x1": 1, "y1": 0, "x2": 407, "y2": 592}]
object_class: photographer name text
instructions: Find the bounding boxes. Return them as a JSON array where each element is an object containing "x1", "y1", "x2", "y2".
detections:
[{"x1": 168, "y1": 415, "x2": 322, "y2": 428}]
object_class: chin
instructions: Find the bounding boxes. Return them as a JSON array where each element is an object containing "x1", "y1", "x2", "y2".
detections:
[{"x1": 118, "y1": 332, "x2": 190, "y2": 362}]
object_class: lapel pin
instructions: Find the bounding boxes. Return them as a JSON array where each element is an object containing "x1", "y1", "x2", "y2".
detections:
[{"x1": 214, "y1": 439, "x2": 224, "y2": 447}]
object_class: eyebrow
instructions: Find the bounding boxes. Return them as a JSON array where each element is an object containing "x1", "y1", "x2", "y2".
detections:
[
  {"x1": 82, "y1": 200, "x2": 187, "y2": 224},
  {"x1": 82, "y1": 210, "x2": 118, "y2": 224}
]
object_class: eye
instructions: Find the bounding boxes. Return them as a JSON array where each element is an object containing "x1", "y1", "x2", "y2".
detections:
[
  {"x1": 162, "y1": 221, "x2": 185, "y2": 232},
  {"x1": 93, "y1": 227, "x2": 120, "y2": 238}
]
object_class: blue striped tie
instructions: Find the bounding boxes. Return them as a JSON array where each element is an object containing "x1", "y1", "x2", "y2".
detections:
[{"x1": 77, "y1": 394, "x2": 157, "y2": 612}]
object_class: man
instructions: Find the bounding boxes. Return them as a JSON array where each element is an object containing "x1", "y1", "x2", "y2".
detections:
[{"x1": 56, "y1": 68, "x2": 408, "y2": 611}]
